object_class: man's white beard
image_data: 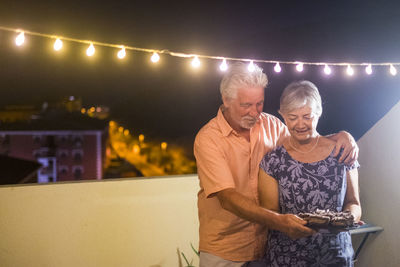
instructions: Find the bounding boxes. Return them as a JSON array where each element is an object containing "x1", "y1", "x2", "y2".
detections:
[{"x1": 239, "y1": 116, "x2": 258, "y2": 129}]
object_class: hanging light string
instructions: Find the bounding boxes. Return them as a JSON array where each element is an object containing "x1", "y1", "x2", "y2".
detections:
[{"x1": 1, "y1": 25, "x2": 400, "y2": 70}]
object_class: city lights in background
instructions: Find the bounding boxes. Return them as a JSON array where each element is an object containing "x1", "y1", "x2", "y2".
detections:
[
  {"x1": 161, "y1": 142, "x2": 168, "y2": 150},
  {"x1": 138, "y1": 134, "x2": 145, "y2": 142},
  {"x1": 133, "y1": 145, "x2": 140, "y2": 154},
  {"x1": 2, "y1": 25, "x2": 399, "y2": 78}
]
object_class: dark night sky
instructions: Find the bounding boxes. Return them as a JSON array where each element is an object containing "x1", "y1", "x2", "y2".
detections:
[{"x1": 1, "y1": 1, "x2": 400, "y2": 155}]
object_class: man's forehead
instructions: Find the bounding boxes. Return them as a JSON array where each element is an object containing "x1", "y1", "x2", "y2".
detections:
[
  {"x1": 237, "y1": 86, "x2": 264, "y2": 92},
  {"x1": 237, "y1": 86, "x2": 265, "y2": 96}
]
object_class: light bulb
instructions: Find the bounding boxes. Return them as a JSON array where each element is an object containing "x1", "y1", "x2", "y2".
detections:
[
  {"x1": 247, "y1": 61, "x2": 255, "y2": 72},
  {"x1": 53, "y1": 38, "x2": 63, "y2": 51},
  {"x1": 15, "y1": 32, "x2": 25, "y2": 46},
  {"x1": 86, "y1": 43, "x2": 95, "y2": 56},
  {"x1": 324, "y1": 64, "x2": 332, "y2": 75},
  {"x1": 365, "y1": 64, "x2": 372, "y2": 75},
  {"x1": 151, "y1": 52, "x2": 160, "y2": 63},
  {"x1": 346, "y1": 65, "x2": 354, "y2": 76},
  {"x1": 390, "y1": 64, "x2": 397, "y2": 76},
  {"x1": 219, "y1": 59, "x2": 228, "y2": 71},
  {"x1": 296, "y1": 63, "x2": 304, "y2": 72},
  {"x1": 117, "y1": 47, "x2": 126, "y2": 59},
  {"x1": 274, "y1": 62, "x2": 281, "y2": 73},
  {"x1": 191, "y1": 56, "x2": 200, "y2": 68}
]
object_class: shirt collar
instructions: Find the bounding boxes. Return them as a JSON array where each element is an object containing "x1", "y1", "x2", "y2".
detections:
[{"x1": 216, "y1": 106, "x2": 235, "y2": 137}]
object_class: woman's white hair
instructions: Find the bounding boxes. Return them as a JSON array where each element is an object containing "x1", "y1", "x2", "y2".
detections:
[
  {"x1": 279, "y1": 80, "x2": 323, "y2": 117},
  {"x1": 220, "y1": 62, "x2": 268, "y2": 99}
]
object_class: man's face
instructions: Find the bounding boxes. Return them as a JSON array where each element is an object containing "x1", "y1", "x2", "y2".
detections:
[{"x1": 223, "y1": 86, "x2": 264, "y2": 131}]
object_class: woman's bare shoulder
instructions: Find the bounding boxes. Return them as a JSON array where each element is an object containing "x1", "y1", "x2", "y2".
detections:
[{"x1": 319, "y1": 135, "x2": 336, "y2": 148}]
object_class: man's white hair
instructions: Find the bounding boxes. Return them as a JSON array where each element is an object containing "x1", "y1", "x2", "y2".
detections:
[{"x1": 220, "y1": 62, "x2": 268, "y2": 99}]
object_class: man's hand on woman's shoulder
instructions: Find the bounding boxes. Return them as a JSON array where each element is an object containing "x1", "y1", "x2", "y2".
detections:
[{"x1": 330, "y1": 131, "x2": 359, "y2": 165}]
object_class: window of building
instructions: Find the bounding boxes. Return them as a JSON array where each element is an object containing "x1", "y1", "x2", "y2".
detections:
[
  {"x1": 72, "y1": 149, "x2": 83, "y2": 162},
  {"x1": 58, "y1": 165, "x2": 69, "y2": 175},
  {"x1": 72, "y1": 166, "x2": 84, "y2": 180},
  {"x1": 58, "y1": 135, "x2": 69, "y2": 143},
  {"x1": 33, "y1": 150, "x2": 40, "y2": 158},
  {"x1": 0, "y1": 135, "x2": 10, "y2": 145},
  {"x1": 33, "y1": 135, "x2": 42, "y2": 144},
  {"x1": 58, "y1": 149, "x2": 69, "y2": 158},
  {"x1": 72, "y1": 135, "x2": 83, "y2": 147}
]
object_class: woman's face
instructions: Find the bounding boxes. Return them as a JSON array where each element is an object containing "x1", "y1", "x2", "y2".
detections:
[{"x1": 282, "y1": 105, "x2": 320, "y2": 143}]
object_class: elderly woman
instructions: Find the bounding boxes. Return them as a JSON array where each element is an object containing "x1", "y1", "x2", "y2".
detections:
[{"x1": 258, "y1": 81, "x2": 361, "y2": 267}]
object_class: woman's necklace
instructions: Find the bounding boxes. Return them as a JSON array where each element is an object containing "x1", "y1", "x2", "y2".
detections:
[{"x1": 289, "y1": 135, "x2": 320, "y2": 154}]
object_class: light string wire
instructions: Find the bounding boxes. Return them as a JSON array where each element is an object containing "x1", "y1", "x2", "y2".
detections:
[{"x1": 1, "y1": 25, "x2": 400, "y2": 67}]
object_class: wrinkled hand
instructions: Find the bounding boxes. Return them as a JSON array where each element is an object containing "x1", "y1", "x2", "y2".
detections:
[
  {"x1": 333, "y1": 131, "x2": 359, "y2": 165},
  {"x1": 277, "y1": 214, "x2": 315, "y2": 239}
]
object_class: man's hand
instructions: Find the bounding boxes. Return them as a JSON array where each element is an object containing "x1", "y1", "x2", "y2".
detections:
[
  {"x1": 332, "y1": 131, "x2": 359, "y2": 165},
  {"x1": 276, "y1": 214, "x2": 315, "y2": 239}
]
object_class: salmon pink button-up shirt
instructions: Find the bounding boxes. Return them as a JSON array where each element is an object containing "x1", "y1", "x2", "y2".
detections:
[{"x1": 194, "y1": 108, "x2": 288, "y2": 261}]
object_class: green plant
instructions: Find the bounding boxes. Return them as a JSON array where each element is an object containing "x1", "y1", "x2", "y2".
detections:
[{"x1": 181, "y1": 243, "x2": 199, "y2": 267}]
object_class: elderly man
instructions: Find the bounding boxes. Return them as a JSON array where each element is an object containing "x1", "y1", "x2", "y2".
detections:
[{"x1": 194, "y1": 62, "x2": 358, "y2": 267}]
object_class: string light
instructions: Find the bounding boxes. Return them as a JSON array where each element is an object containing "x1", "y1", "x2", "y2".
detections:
[
  {"x1": 86, "y1": 43, "x2": 95, "y2": 56},
  {"x1": 390, "y1": 64, "x2": 397, "y2": 76},
  {"x1": 15, "y1": 31, "x2": 25, "y2": 46},
  {"x1": 53, "y1": 38, "x2": 63, "y2": 51},
  {"x1": 248, "y1": 61, "x2": 255, "y2": 72},
  {"x1": 191, "y1": 56, "x2": 200, "y2": 68},
  {"x1": 219, "y1": 58, "x2": 228, "y2": 71},
  {"x1": 117, "y1": 47, "x2": 126, "y2": 59},
  {"x1": 151, "y1": 52, "x2": 160, "y2": 63},
  {"x1": 324, "y1": 64, "x2": 332, "y2": 75},
  {"x1": 365, "y1": 64, "x2": 372, "y2": 75},
  {"x1": 0, "y1": 26, "x2": 399, "y2": 79},
  {"x1": 346, "y1": 65, "x2": 354, "y2": 76},
  {"x1": 296, "y1": 62, "x2": 304, "y2": 72},
  {"x1": 274, "y1": 62, "x2": 281, "y2": 73}
]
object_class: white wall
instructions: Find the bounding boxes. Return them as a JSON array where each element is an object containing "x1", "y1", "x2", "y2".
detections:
[
  {"x1": 0, "y1": 175, "x2": 200, "y2": 267},
  {"x1": 354, "y1": 100, "x2": 400, "y2": 266}
]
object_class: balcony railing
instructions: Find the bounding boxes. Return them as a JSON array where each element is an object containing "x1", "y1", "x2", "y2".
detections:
[{"x1": 0, "y1": 175, "x2": 200, "y2": 267}]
